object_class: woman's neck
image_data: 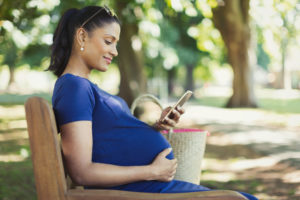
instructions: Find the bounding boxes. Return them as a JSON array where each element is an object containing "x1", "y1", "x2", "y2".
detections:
[{"x1": 63, "y1": 54, "x2": 91, "y2": 79}]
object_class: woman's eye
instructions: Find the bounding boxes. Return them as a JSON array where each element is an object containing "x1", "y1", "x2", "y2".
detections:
[{"x1": 105, "y1": 40, "x2": 112, "y2": 45}]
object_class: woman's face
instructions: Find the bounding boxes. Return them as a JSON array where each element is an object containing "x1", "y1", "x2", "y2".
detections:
[{"x1": 82, "y1": 22, "x2": 120, "y2": 72}]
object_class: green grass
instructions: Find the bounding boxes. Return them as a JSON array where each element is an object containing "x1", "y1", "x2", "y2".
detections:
[
  {"x1": 201, "y1": 179, "x2": 261, "y2": 194},
  {"x1": 194, "y1": 96, "x2": 300, "y2": 114},
  {"x1": 0, "y1": 139, "x2": 29, "y2": 154},
  {"x1": 0, "y1": 159, "x2": 36, "y2": 200},
  {"x1": 0, "y1": 93, "x2": 51, "y2": 106},
  {"x1": 193, "y1": 96, "x2": 228, "y2": 108},
  {"x1": 0, "y1": 110, "x2": 37, "y2": 200},
  {"x1": 258, "y1": 98, "x2": 300, "y2": 113}
]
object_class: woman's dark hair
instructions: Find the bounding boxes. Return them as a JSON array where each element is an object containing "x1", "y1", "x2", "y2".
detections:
[{"x1": 47, "y1": 6, "x2": 120, "y2": 77}]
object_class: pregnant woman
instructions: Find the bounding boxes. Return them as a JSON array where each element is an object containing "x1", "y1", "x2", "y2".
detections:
[{"x1": 48, "y1": 6, "x2": 258, "y2": 200}]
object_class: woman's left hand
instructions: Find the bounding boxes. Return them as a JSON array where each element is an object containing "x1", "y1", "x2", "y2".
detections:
[{"x1": 154, "y1": 106, "x2": 185, "y2": 131}]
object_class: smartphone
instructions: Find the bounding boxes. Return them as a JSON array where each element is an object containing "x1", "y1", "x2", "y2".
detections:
[{"x1": 162, "y1": 90, "x2": 193, "y2": 121}]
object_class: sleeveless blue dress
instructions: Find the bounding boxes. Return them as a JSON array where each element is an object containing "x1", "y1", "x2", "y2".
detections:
[{"x1": 52, "y1": 74, "x2": 258, "y2": 200}]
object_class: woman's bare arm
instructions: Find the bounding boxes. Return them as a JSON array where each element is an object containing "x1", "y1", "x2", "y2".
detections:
[{"x1": 60, "y1": 121, "x2": 177, "y2": 187}]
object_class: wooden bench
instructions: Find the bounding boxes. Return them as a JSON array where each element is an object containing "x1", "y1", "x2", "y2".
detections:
[{"x1": 25, "y1": 96, "x2": 247, "y2": 200}]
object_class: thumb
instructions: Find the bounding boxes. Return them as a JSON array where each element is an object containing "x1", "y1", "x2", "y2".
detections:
[{"x1": 159, "y1": 148, "x2": 172, "y2": 158}]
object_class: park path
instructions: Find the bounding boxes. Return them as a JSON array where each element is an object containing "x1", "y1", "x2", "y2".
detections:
[{"x1": 178, "y1": 105, "x2": 300, "y2": 200}]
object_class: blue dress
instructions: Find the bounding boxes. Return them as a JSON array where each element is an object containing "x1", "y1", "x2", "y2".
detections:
[{"x1": 52, "y1": 73, "x2": 258, "y2": 200}]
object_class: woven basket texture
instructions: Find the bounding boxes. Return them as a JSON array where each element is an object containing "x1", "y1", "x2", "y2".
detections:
[{"x1": 163, "y1": 129, "x2": 207, "y2": 184}]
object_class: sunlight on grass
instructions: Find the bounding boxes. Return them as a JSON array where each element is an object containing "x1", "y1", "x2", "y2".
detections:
[
  {"x1": 0, "y1": 154, "x2": 27, "y2": 162},
  {"x1": 0, "y1": 131, "x2": 28, "y2": 141},
  {"x1": 201, "y1": 171, "x2": 236, "y2": 182},
  {"x1": 283, "y1": 170, "x2": 300, "y2": 183},
  {"x1": 196, "y1": 87, "x2": 300, "y2": 114},
  {"x1": 196, "y1": 95, "x2": 300, "y2": 114}
]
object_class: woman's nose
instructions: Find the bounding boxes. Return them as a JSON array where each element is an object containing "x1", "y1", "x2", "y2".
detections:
[{"x1": 111, "y1": 45, "x2": 118, "y2": 57}]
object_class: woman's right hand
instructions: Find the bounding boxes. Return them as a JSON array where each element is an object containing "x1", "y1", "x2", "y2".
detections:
[{"x1": 149, "y1": 148, "x2": 177, "y2": 182}]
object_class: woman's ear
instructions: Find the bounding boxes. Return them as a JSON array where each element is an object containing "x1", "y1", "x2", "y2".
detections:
[{"x1": 76, "y1": 28, "x2": 86, "y2": 51}]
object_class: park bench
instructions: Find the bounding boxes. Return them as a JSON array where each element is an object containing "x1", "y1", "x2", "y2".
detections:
[{"x1": 24, "y1": 96, "x2": 247, "y2": 200}]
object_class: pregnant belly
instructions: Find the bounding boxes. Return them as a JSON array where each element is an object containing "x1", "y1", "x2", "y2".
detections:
[{"x1": 92, "y1": 126, "x2": 174, "y2": 166}]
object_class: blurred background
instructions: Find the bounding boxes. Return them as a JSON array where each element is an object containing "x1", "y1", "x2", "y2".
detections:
[{"x1": 0, "y1": 0, "x2": 300, "y2": 199}]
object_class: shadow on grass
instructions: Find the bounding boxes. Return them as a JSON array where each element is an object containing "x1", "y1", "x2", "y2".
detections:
[
  {"x1": 205, "y1": 144, "x2": 264, "y2": 160},
  {"x1": 201, "y1": 179, "x2": 261, "y2": 195},
  {"x1": 0, "y1": 128, "x2": 27, "y2": 134},
  {"x1": 0, "y1": 158, "x2": 36, "y2": 200},
  {"x1": 0, "y1": 139, "x2": 29, "y2": 154},
  {"x1": 201, "y1": 167, "x2": 300, "y2": 199}
]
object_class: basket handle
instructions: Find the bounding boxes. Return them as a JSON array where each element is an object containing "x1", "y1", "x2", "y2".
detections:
[
  {"x1": 131, "y1": 94, "x2": 163, "y2": 114},
  {"x1": 131, "y1": 94, "x2": 174, "y2": 140}
]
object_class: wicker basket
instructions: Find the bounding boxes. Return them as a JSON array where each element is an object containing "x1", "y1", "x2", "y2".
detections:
[
  {"x1": 131, "y1": 94, "x2": 207, "y2": 184},
  {"x1": 161, "y1": 129, "x2": 207, "y2": 184}
]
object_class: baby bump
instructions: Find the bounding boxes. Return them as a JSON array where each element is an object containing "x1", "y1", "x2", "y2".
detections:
[{"x1": 92, "y1": 127, "x2": 174, "y2": 166}]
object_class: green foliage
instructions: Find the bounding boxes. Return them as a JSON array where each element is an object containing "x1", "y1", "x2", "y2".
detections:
[
  {"x1": 0, "y1": 0, "x2": 40, "y2": 28},
  {"x1": 252, "y1": 0, "x2": 300, "y2": 72},
  {"x1": 1, "y1": 40, "x2": 19, "y2": 67},
  {"x1": 256, "y1": 43, "x2": 270, "y2": 71},
  {"x1": 20, "y1": 44, "x2": 50, "y2": 69},
  {"x1": 0, "y1": 0, "x2": 59, "y2": 84}
]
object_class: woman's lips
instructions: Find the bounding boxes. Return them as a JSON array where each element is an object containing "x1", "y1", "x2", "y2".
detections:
[{"x1": 104, "y1": 56, "x2": 112, "y2": 64}]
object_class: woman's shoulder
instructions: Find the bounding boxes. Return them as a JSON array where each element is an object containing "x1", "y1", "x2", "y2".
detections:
[
  {"x1": 52, "y1": 73, "x2": 97, "y2": 106},
  {"x1": 52, "y1": 73, "x2": 96, "y2": 101},
  {"x1": 55, "y1": 73, "x2": 93, "y2": 89}
]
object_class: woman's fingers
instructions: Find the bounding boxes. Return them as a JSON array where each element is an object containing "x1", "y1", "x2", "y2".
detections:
[
  {"x1": 163, "y1": 106, "x2": 184, "y2": 124},
  {"x1": 152, "y1": 149, "x2": 178, "y2": 182},
  {"x1": 164, "y1": 117, "x2": 176, "y2": 126},
  {"x1": 157, "y1": 105, "x2": 186, "y2": 131},
  {"x1": 158, "y1": 148, "x2": 172, "y2": 158},
  {"x1": 176, "y1": 106, "x2": 185, "y2": 115}
]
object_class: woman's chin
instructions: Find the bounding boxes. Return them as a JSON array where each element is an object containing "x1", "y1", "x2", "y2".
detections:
[{"x1": 98, "y1": 64, "x2": 109, "y2": 72}]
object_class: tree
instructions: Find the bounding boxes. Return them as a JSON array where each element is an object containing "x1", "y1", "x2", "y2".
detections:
[
  {"x1": 271, "y1": 0, "x2": 300, "y2": 89},
  {"x1": 162, "y1": 2, "x2": 203, "y2": 93},
  {"x1": 212, "y1": 0, "x2": 257, "y2": 107},
  {"x1": 250, "y1": 0, "x2": 300, "y2": 89},
  {"x1": 0, "y1": 0, "x2": 36, "y2": 90},
  {"x1": 0, "y1": 0, "x2": 58, "y2": 91},
  {"x1": 141, "y1": 0, "x2": 205, "y2": 96},
  {"x1": 115, "y1": 0, "x2": 147, "y2": 105}
]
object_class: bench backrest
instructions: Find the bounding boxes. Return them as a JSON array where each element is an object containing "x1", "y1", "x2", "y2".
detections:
[{"x1": 25, "y1": 97, "x2": 67, "y2": 200}]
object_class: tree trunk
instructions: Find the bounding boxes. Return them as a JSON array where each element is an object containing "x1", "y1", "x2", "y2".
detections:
[
  {"x1": 8, "y1": 66, "x2": 15, "y2": 85},
  {"x1": 6, "y1": 66, "x2": 16, "y2": 92},
  {"x1": 280, "y1": 30, "x2": 291, "y2": 89},
  {"x1": 212, "y1": 0, "x2": 257, "y2": 108},
  {"x1": 167, "y1": 68, "x2": 176, "y2": 96},
  {"x1": 116, "y1": 1, "x2": 147, "y2": 106},
  {"x1": 185, "y1": 64, "x2": 194, "y2": 92}
]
